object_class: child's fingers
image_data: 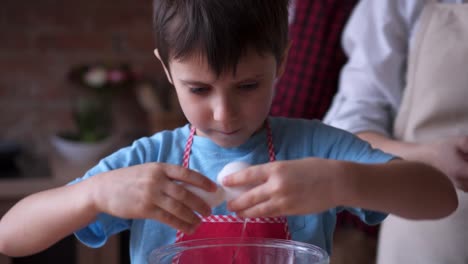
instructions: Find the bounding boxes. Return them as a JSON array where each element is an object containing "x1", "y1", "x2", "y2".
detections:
[
  {"x1": 222, "y1": 166, "x2": 267, "y2": 187},
  {"x1": 152, "y1": 192, "x2": 202, "y2": 226},
  {"x1": 236, "y1": 200, "x2": 280, "y2": 218},
  {"x1": 227, "y1": 185, "x2": 269, "y2": 212},
  {"x1": 165, "y1": 164, "x2": 217, "y2": 191},
  {"x1": 148, "y1": 206, "x2": 198, "y2": 234},
  {"x1": 164, "y1": 181, "x2": 212, "y2": 216}
]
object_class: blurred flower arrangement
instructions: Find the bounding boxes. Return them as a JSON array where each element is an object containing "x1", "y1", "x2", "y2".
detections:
[{"x1": 62, "y1": 63, "x2": 138, "y2": 143}]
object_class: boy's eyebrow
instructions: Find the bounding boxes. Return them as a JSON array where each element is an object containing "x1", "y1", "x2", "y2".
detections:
[
  {"x1": 179, "y1": 79, "x2": 211, "y2": 86},
  {"x1": 179, "y1": 74, "x2": 265, "y2": 86}
]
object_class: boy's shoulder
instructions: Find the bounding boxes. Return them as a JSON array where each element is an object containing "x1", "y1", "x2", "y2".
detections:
[
  {"x1": 270, "y1": 116, "x2": 321, "y2": 126},
  {"x1": 269, "y1": 116, "x2": 342, "y2": 149},
  {"x1": 269, "y1": 116, "x2": 337, "y2": 135},
  {"x1": 123, "y1": 123, "x2": 190, "y2": 154},
  {"x1": 146, "y1": 123, "x2": 190, "y2": 140},
  {"x1": 87, "y1": 124, "x2": 191, "y2": 173},
  {"x1": 269, "y1": 116, "x2": 393, "y2": 160}
]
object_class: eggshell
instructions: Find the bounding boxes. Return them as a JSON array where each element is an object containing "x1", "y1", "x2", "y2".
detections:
[
  {"x1": 184, "y1": 184, "x2": 225, "y2": 208},
  {"x1": 217, "y1": 161, "x2": 252, "y2": 201}
]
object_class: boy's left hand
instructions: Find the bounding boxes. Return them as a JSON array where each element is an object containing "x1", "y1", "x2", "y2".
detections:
[{"x1": 223, "y1": 159, "x2": 338, "y2": 217}]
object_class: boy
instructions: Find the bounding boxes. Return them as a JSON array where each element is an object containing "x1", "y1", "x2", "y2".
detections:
[{"x1": 0, "y1": 0, "x2": 457, "y2": 263}]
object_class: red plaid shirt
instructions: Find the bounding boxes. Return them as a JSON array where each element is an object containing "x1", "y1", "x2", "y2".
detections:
[
  {"x1": 271, "y1": 0, "x2": 358, "y2": 120},
  {"x1": 271, "y1": 0, "x2": 380, "y2": 237}
]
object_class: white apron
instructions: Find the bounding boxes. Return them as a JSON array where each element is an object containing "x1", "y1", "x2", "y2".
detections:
[{"x1": 377, "y1": 2, "x2": 468, "y2": 263}]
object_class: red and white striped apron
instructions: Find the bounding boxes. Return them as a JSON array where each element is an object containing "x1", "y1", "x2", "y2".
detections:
[{"x1": 174, "y1": 120, "x2": 290, "y2": 263}]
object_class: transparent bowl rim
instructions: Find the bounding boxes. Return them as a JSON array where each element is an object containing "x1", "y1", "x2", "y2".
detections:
[{"x1": 149, "y1": 237, "x2": 329, "y2": 263}]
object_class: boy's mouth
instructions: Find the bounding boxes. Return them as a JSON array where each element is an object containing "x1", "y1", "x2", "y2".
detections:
[{"x1": 218, "y1": 129, "x2": 240, "y2": 135}]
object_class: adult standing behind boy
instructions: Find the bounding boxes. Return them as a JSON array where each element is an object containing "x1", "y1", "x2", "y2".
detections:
[
  {"x1": 271, "y1": 0, "x2": 357, "y2": 120},
  {"x1": 325, "y1": 0, "x2": 468, "y2": 263}
]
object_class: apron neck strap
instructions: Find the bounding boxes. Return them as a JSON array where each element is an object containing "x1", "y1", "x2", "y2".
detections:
[
  {"x1": 182, "y1": 119, "x2": 276, "y2": 168},
  {"x1": 265, "y1": 119, "x2": 276, "y2": 162}
]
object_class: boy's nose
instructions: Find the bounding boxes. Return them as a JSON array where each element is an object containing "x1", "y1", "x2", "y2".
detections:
[{"x1": 213, "y1": 97, "x2": 238, "y2": 123}]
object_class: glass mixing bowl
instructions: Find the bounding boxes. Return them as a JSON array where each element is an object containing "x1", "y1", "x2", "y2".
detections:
[{"x1": 149, "y1": 237, "x2": 329, "y2": 263}]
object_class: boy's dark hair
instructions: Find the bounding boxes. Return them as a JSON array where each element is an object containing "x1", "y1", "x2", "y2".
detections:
[{"x1": 153, "y1": 0, "x2": 289, "y2": 76}]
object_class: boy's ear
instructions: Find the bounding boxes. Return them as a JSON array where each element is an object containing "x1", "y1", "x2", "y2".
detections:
[
  {"x1": 154, "y1": 49, "x2": 173, "y2": 84},
  {"x1": 276, "y1": 40, "x2": 292, "y2": 78}
]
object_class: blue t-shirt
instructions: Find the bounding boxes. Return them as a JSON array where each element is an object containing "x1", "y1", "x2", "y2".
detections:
[{"x1": 71, "y1": 117, "x2": 395, "y2": 263}]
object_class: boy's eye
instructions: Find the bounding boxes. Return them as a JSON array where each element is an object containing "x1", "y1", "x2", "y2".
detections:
[
  {"x1": 190, "y1": 87, "x2": 209, "y2": 94},
  {"x1": 239, "y1": 82, "x2": 258, "y2": 90}
]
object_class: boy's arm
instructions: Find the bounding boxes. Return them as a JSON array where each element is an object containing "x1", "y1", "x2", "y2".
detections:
[
  {"x1": 0, "y1": 162, "x2": 215, "y2": 257},
  {"x1": 0, "y1": 179, "x2": 98, "y2": 257},
  {"x1": 357, "y1": 131, "x2": 468, "y2": 192},
  {"x1": 333, "y1": 158, "x2": 458, "y2": 220},
  {"x1": 224, "y1": 157, "x2": 457, "y2": 220}
]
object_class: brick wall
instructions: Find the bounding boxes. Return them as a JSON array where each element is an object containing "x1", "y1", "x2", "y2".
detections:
[{"x1": 0, "y1": 0, "x2": 166, "y2": 155}]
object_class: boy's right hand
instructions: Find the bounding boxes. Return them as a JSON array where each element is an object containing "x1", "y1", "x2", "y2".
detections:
[{"x1": 90, "y1": 163, "x2": 216, "y2": 234}]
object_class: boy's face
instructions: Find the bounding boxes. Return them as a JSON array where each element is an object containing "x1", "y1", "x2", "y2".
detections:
[{"x1": 156, "y1": 50, "x2": 286, "y2": 148}]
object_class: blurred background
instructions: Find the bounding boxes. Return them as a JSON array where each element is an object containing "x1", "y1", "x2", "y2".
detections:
[
  {"x1": 0, "y1": 1, "x2": 185, "y2": 263},
  {"x1": 0, "y1": 0, "x2": 178, "y2": 152}
]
